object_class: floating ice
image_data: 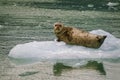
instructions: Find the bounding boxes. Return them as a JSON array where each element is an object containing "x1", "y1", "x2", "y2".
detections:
[
  {"x1": 88, "y1": 4, "x2": 94, "y2": 8},
  {"x1": 107, "y1": 2, "x2": 119, "y2": 10},
  {"x1": 107, "y1": 2, "x2": 119, "y2": 7},
  {"x1": 9, "y1": 29, "x2": 120, "y2": 60}
]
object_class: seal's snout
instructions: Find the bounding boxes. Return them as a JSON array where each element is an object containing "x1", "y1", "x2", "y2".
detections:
[{"x1": 54, "y1": 22, "x2": 64, "y2": 33}]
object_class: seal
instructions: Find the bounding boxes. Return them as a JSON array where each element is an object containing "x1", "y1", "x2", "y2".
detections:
[{"x1": 54, "y1": 22, "x2": 107, "y2": 48}]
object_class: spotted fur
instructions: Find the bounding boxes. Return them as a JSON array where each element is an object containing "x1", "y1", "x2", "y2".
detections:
[{"x1": 54, "y1": 22, "x2": 107, "y2": 48}]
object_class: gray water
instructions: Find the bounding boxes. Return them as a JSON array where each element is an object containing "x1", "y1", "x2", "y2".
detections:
[{"x1": 0, "y1": 0, "x2": 120, "y2": 80}]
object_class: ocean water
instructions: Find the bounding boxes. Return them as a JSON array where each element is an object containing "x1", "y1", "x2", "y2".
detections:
[{"x1": 0, "y1": 0, "x2": 120, "y2": 80}]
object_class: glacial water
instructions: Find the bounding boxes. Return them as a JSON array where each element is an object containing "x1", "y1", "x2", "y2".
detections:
[{"x1": 0, "y1": 0, "x2": 120, "y2": 80}]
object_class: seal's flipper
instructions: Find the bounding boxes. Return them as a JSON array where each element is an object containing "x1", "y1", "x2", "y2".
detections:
[{"x1": 98, "y1": 35, "x2": 107, "y2": 47}]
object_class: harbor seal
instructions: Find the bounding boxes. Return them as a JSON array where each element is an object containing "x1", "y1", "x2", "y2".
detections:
[{"x1": 54, "y1": 22, "x2": 107, "y2": 48}]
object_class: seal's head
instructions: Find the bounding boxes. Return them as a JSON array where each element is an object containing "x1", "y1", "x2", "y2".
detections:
[{"x1": 54, "y1": 22, "x2": 64, "y2": 33}]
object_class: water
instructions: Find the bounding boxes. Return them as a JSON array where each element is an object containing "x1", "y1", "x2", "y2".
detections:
[{"x1": 0, "y1": 0, "x2": 120, "y2": 80}]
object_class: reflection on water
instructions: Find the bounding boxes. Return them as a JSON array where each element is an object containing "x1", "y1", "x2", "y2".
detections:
[
  {"x1": 53, "y1": 61, "x2": 106, "y2": 76},
  {"x1": 53, "y1": 62, "x2": 73, "y2": 76},
  {"x1": 0, "y1": 0, "x2": 120, "y2": 80}
]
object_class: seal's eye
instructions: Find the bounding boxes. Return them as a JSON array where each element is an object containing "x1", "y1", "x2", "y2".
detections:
[{"x1": 55, "y1": 24, "x2": 62, "y2": 27}]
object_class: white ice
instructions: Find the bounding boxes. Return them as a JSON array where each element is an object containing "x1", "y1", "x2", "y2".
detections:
[{"x1": 9, "y1": 29, "x2": 120, "y2": 60}]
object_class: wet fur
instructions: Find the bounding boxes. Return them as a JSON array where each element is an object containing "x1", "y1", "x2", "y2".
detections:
[{"x1": 54, "y1": 23, "x2": 107, "y2": 48}]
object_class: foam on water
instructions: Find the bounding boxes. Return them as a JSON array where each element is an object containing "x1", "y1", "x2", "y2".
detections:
[{"x1": 9, "y1": 29, "x2": 120, "y2": 60}]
